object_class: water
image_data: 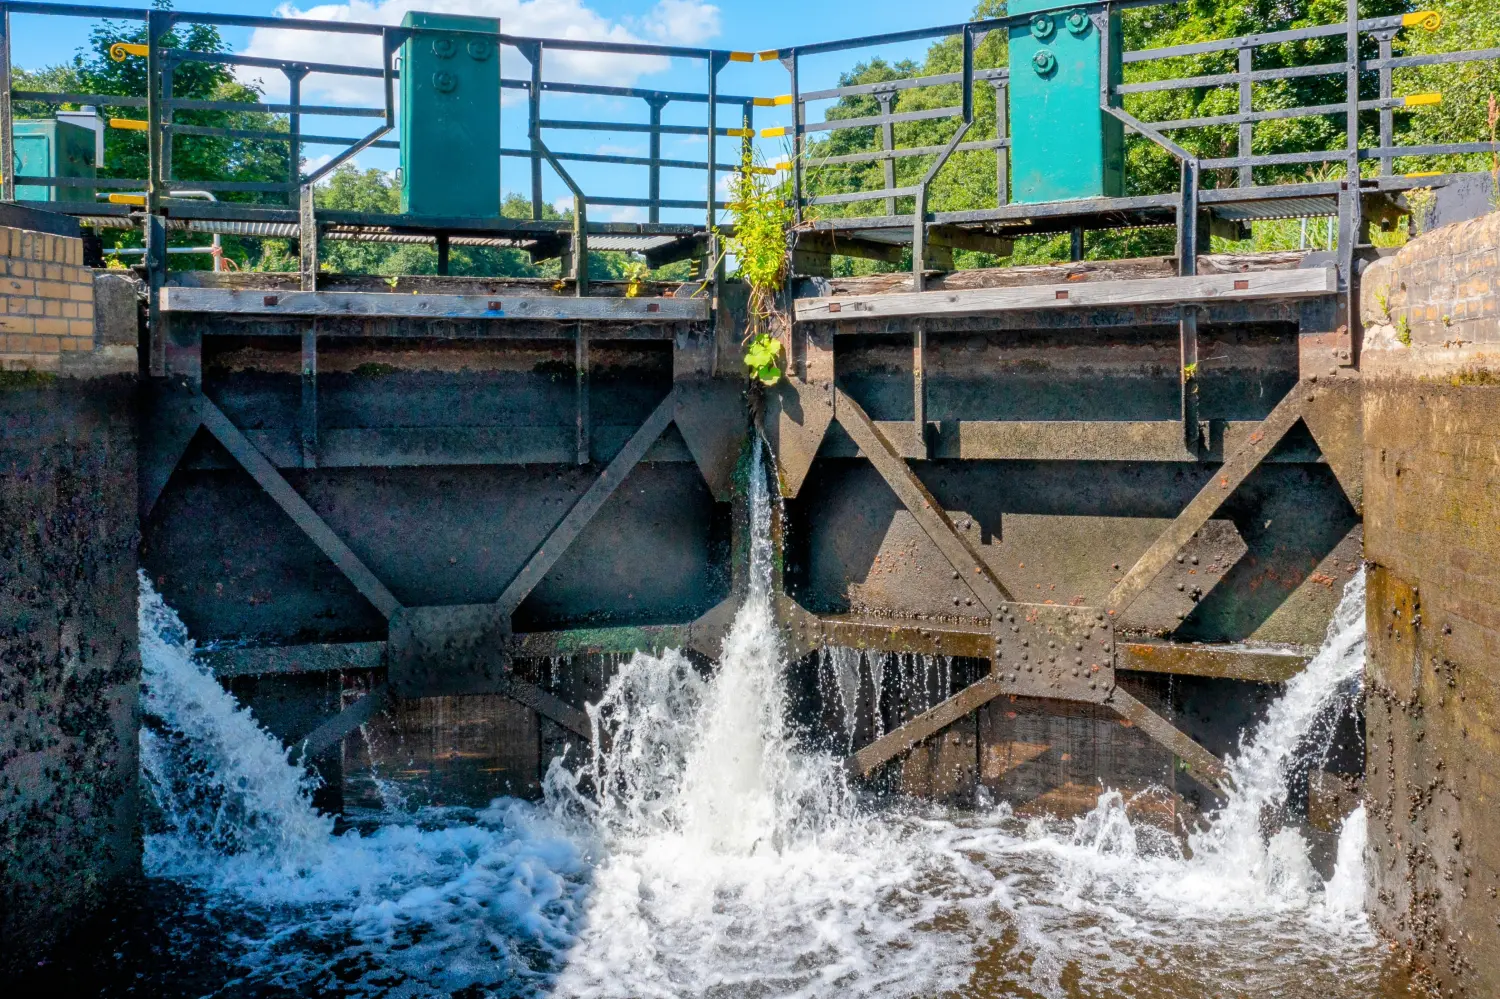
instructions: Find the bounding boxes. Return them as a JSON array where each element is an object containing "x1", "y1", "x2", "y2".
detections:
[{"x1": 111, "y1": 441, "x2": 1385, "y2": 998}]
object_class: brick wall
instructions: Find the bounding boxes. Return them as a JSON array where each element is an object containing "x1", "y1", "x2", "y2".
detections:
[
  {"x1": 0, "y1": 225, "x2": 97, "y2": 371},
  {"x1": 1360, "y1": 214, "x2": 1500, "y2": 998}
]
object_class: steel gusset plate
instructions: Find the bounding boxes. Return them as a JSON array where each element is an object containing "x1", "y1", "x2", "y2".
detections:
[{"x1": 991, "y1": 602, "x2": 1114, "y2": 703}]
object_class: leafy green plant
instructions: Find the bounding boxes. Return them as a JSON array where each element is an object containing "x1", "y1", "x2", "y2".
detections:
[
  {"x1": 743, "y1": 332, "x2": 784, "y2": 385},
  {"x1": 1182, "y1": 361, "x2": 1198, "y2": 380},
  {"x1": 1374, "y1": 285, "x2": 1391, "y2": 319},
  {"x1": 1396, "y1": 315, "x2": 1413, "y2": 346},
  {"x1": 716, "y1": 124, "x2": 794, "y2": 385},
  {"x1": 623, "y1": 260, "x2": 650, "y2": 298}
]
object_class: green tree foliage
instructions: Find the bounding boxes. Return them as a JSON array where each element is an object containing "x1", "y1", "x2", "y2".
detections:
[{"x1": 1399, "y1": 0, "x2": 1500, "y2": 176}]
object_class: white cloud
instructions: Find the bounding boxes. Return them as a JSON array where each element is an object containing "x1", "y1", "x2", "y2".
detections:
[
  {"x1": 632, "y1": 1, "x2": 721, "y2": 46},
  {"x1": 239, "y1": 0, "x2": 722, "y2": 105}
]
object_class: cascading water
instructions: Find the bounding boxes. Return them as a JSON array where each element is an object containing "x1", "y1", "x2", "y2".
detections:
[{"x1": 131, "y1": 439, "x2": 1382, "y2": 998}]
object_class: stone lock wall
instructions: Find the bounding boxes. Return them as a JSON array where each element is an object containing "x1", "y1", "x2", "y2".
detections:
[
  {"x1": 1360, "y1": 211, "x2": 1500, "y2": 997},
  {"x1": 0, "y1": 225, "x2": 140, "y2": 974}
]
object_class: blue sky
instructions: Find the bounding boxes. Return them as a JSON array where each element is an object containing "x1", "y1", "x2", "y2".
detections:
[{"x1": 12, "y1": 0, "x2": 980, "y2": 222}]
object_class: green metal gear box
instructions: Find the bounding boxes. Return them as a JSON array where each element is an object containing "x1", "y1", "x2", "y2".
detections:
[
  {"x1": 399, "y1": 11, "x2": 501, "y2": 218},
  {"x1": 1007, "y1": 1, "x2": 1123, "y2": 204},
  {"x1": 12, "y1": 119, "x2": 96, "y2": 204}
]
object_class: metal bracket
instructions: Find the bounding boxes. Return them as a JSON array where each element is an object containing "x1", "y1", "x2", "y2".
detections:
[{"x1": 991, "y1": 601, "x2": 1114, "y2": 703}]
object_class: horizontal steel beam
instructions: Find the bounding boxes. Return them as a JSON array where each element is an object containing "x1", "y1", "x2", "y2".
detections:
[{"x1": 1117, "y1": 642, "x2": 1314, "y2": 683}]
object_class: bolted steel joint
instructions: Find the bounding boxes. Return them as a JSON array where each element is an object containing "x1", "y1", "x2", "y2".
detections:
[
  {"x1": 1029, "y1": 14, "x2": 1055, "y2": 41},
  {"x1": 1032, "y1": 48, "x2": 1057, "y2": 75}
]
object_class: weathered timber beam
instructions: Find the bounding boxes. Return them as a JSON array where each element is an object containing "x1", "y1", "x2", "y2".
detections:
[
  {"x1": 1108, "y1": 686, "x2": 1229, "y2": 792},
  {"x1": 794, "y1": 267, "x2": 1336, "y2": 321},
  {"x1": 833, "y1": 388, "x2": 1014, "y2": 613},
  {"x1": 508, "y1": 623, "x2": 692, "y2": 659},
  {"x1": 496, "y1": 390, "x2": 678, "y2": 616},
  {"x1": 849, "y1": 676, "x2": 1003, "y2": 777},
  {"x1": 160, "y1": 287, "x2": 709, "y2": 322},
  {"x1": 496, "y1": 674, "x2": 592, "y2": 738},
  {"x1": 190, "y1": 426, "x2": 694, "y2": 471},
  {"x1": 794, "y1": 233, "x2": 906, "y2": 264},
  {"x1": 200, "y1": 396, "x2": 404, "y2": 620},
  {"x1": 1116, "y1": 641, "x2": 1313, "y2": 683},
  {"x1": 295, "y1": 683, "x2": 389, "y2": 762},
  {"x1": 204, "y1": 641, "x2": 386, "y2": 678},
  {"x1": 924, "y1": 224, "x2": 1015, "y2": 256},
  {"x1": 1105, "y1": 379, "x2": 1316, "y2": 618}
]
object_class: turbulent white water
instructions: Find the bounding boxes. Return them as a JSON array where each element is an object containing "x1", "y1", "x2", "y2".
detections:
[{"x1": 137, "y1": 443, "x2": 1379, "y2": 998}]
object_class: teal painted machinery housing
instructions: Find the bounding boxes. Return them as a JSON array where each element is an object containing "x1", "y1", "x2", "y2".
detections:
[
  {"x1": 12, "y1": 119, "x2": 96, "y2": 204},
  {"x1": 399, "y1": 11, "x2": 501, "y2": 218},
  {"x1": 1007, "y1": 1, "x2": 1123, "y2": 204}
]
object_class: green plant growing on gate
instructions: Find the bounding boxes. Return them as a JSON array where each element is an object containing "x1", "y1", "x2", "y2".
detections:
[{"x1": 716, "y1": 124, "x2": 794, "y2": 386}]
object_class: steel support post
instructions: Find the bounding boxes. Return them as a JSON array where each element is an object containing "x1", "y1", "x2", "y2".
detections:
[
  {"x1": 647, "y1": 94, "x2": 668, "y2": 223},
  {"x1": 300, "y1": 325, "x2": 318, "y2": 468},
  {"x1": 575, "y1": 324, "x2": 590, "y2": 465},
  {"x1": 877, "y1": 91, "x2": 897, "y2": 215},
  {"x1": 299, "y1": 184, "x2": 317, "y2": 291},
  {"x1": 1374, "y1": 29, "x2": 1397, "y2": 177},
  {"x1": 1070, "y1": 227, "x2": 1084, "y2": 261},
  {"x1": 526, "y1": 42, "x2": 543, "y2": 220},
  {"x1": 912, "y1": 320, "x2": 928, "y2": 458},
  {"x1": 704, "y1": 53, "x2": 728, "y2": 276},
  {"x1": 990, "y1": 78, "x2": 1008, "y2": 206},
  {"x1": 286, "y1": 67, "x2": 306, "y2": 195},
  {"x1": 786, "y1": 50, "x2": 803, "y2": 224},
  {"x1": 161, "y1": 61, "x2": 173, "y2": 185},
  {"x1": 0, "y1": 4, "x2": 12, "y2": 202},
  {"x1": 435, "y1": 234, "x2": 450, "y2": 275},
  {"x1": 1339, "y1": 0, "x2": 1363, "y2": 349},
  {"x1": 145, "y1": 10, "x2": 168, "y2": 376},
  {"x1": 1177, "y1": 158, "x2": 1201, "y2": 447}
]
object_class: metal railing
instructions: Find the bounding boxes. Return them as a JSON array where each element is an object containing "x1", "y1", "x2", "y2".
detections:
[
  {"x1": 0, "y1": 1, "x2": 754, "y2": 244},
  {"x1": 2, "y1": 0, "x2": 1497, "y2": 300}
]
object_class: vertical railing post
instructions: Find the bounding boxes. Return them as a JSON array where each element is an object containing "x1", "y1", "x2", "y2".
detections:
[
  {"x1": 145, "y1": 9, "x2": 169, "y2": 377},
  {"x1": 647, "y1": 94, "x2": 667, "y2": 223},
  {"x1": 524, "y1": 42, "x2": 543, "y2": 220},
  {"x1": 1177, "y1": 158, "x2": 1201, "y2": 450},
  {"x1": 1339, "y1": 0, "x2": 1364, "y2": 361},
  {"x1": 0, "y1": 3, "x2": 14, "y2": 202},
  {"x1": 160, "y1": 58, "x2": 174, "y2": 188},
  {"x1": 787, "y1": 50, "x2": 803, "y2": 224},
  {"x1": 286, "y1": 66, "x2": 307, "y2": 199},
  {"x1": 1374, "y1": 28, "x2": 1397, "y2": 177},
  {"x1": 990, "y1": 77, "x2": 1008, "y2": 207},
  {"x1": 1237, "y1": 45, "x2": 1252, "y2": 187},
  {"x1": 705, "y1": 52, "x2": 728, "y2": 281},
  {"x1": 877, "y1": 90, "x2": 896, "y2": 215}
]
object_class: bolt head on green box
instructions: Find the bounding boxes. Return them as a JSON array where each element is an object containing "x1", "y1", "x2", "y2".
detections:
[
  {"x1": 1007, "y1": 1, "x2": 1123, "y2": 204},
  {"x1": 400, "y1": 12, "x2": 501, "y2": 218}
]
